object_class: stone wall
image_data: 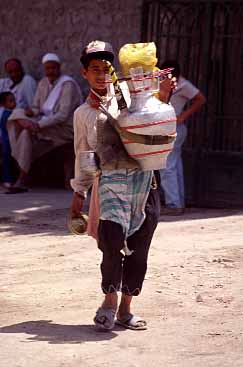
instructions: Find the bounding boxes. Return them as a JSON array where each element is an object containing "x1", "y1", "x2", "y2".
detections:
[{"x1": 0, "y1": 0, "x2": 143, "y2": 93}]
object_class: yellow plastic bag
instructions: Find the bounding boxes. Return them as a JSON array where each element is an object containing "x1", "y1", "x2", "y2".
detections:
[{"x1": 118, "y1": 42, "x2": 158, "y2": 76}]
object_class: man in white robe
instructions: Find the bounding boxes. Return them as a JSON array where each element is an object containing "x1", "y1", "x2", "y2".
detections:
[
  {"x1": 7, "y1": 53, "x2": 83, "y2": 193},
  {"x1": 0, "y1": 58, "x2": 36, "y2": 108}
]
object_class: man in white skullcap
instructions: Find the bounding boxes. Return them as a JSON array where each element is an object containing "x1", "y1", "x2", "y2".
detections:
[{"x1": 6, "y1": 52, "x2": 83, "y2": 193}]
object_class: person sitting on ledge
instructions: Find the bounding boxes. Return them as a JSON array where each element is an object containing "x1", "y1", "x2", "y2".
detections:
[
  {"x1": 0, "y1": 58, "x2": 36, "y2": 109},
  {"x1": 6, "y1": 53, "x2": 83, "y2": 194}
]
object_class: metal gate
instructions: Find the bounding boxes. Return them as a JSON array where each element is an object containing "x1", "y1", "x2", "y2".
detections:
[{"x1": 141, "y1": 0, "x2": 243, "y2": 207}]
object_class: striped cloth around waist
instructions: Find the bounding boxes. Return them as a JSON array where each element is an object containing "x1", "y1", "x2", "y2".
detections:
[{"x1": 98, "y1": 168, "x2": 152, "y2": 238}]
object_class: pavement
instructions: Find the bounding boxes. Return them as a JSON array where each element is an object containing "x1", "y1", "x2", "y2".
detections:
[
  {"x1": 1, "y1": 184, "x2": 243, "y2": 367},
  {"x1": 0, "y1": 186, "x2": 73, "y2": 219}
]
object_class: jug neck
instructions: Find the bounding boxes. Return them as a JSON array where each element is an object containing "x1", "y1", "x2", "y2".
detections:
[{"x1": 129, "y1": 91, "x2": 154, "y2": 112}]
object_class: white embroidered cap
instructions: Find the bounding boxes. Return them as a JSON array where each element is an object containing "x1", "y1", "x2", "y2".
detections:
[
  {"x1": 85, "y1": 40, "x2": 114, "y2": 55},
  {"x1": 42, "y1": 53, "x2": 61, "y2": 64},
  {"x1": 80, "y1": 40, "x2": 114, "y2": 65}
]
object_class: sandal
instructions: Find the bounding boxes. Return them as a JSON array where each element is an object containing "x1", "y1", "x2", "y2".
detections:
[
  {"x1": 93, "y1": 307, "x2": 116, "y2": 331},
  {"x1": 5, "y1": 186, "x2": 28, "y2": 194},
  {"x1": 115, "y1": 313, "x2": 147, "y2": 330}
]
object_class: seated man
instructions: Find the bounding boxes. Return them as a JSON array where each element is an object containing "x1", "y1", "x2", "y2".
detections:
[
  {"x1": 0, "y1": 58, "x2": 37, "y2": 108},
  {"x1": 7, "y1": 53, "x2": 83, "y2": 193}
]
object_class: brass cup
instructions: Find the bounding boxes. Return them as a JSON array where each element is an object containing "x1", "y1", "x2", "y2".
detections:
[{"x1": 68, "y1": 214, "x2": 88, "y2": 235}]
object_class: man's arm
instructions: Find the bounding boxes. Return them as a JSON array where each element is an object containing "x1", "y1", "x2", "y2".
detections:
[
  {"x1": 158, "y1": 76, "x2": 177, "y2": 103},
  {"x1": 70, "y1": 108, "x2": 96, "y2": 196},
  {"x1": 37, "y1": 81, "x2": 78, "y2": 129},
  {"x1": 177, "y1": 92, "x2": 206, "y2": 124},
  {"x1": 30, "y1": 80, "x2": 43, "y2": 116},
  {"x1": 23, "y1": 75, "x2": 37, "y2": 108},
  {"x1": 70, "y1": 108, "x2": 97, "y2": 218}
]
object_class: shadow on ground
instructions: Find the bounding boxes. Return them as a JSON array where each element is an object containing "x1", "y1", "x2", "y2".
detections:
[
  {"x1": 0, "y1": 208, "x2": 72, "y2": 237},
  {"x1": 158, "y1": 208, "x2": 243, "y2": 223},
  {"x1": 1, "y1": 187, "x2": 243, "y2": 236},
  {"x1": 0, "y1": 320, "x2": 122, "y2": 344},
  {"x1": 0, "y1": 189, "x2": 90, "y2": 237}
]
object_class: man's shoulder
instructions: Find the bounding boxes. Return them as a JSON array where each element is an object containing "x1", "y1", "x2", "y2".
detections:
[
  {"x1": 21, "y1": 75, "x2": 37, "y2": 92},
  {"x1": 177, "y1": 76, "x2": 189, "y2": 88},
  {"x1": 175, "y1": 76, "x2": 199, "y2": 97},
  {"x1": 74, "y1": 102, "x2": 90, "y2": 116},
  {"x1": 0, "y1": 77, "x2": 11, "y2": 92},
  {"x1": 178, "y1": 76, "x2": 197, "y2": 89},
  {"x1": 36, "y1": 77, "x2": 49, "y2": 88},
  {"x1": 61, "y1": 76, "x2": 82, "y2": 95},
  {"x1": 74, "y1": 102, "x2": 98, "y2": 125},
  {"x1": 60, "y1": 75, "x2": 78, "y2": 87},
  {"x1": 62, "y1": 74, "x2": 75, "y2": 81},
  {"x1": 23, "y1": 74, "x2": 36, "y2": 83}
]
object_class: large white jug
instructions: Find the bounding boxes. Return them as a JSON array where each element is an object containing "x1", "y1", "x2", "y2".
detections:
[{"x1": 118, "y1": 91, "x2": 177, "y2": 170}]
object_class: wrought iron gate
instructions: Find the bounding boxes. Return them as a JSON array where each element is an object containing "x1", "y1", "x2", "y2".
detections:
[{"x1": 141, "y1": 0, "x2": 243, "y2": 207}]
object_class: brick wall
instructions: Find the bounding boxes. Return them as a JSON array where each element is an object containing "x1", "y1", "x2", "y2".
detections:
[{"x1": 0, "y1": 0, "x2": 143, "y2": 93}]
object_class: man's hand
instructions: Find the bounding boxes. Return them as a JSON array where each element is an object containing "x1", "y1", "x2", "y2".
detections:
[
  {"x1": 25, "y1": 108, "x2": 34, "y2": 117},
  {"x1": 70, "y1": 192, "x2": 85, "y2": 219},
  {"x1": 17, "y1": 119, "x2": 40, "y2": 133},
  {"x1": 159, "y1": 74, "x2": 177, "y2": 103}
]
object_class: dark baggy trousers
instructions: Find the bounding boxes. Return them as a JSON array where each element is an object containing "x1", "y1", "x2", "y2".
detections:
[{"x1": 97, "y1": 188, "x2": 160, "y2": 296}]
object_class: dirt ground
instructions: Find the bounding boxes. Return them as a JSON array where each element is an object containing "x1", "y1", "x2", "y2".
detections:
[{"x1": 0, "y1": 188, "x2": 243, "y2": 367}]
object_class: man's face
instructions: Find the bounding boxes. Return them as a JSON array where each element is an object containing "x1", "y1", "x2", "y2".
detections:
[
  {"x1": 43, "y1": 61, "x2": 61, "y2": 83},
  {"x1": 5, "y1": 60, "x2": 23, "y2": 84},
  {"x1": 82, "y1": 59, "x2": 110, "y2": 94}
]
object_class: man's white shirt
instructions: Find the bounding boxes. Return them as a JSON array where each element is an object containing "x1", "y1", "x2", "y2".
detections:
[
  {"x1": 0, "y1": 74, "x2": 37, "y2": 108},
  {"x1": 170, "y1": 76, "x2": 199, "y2": 116}
]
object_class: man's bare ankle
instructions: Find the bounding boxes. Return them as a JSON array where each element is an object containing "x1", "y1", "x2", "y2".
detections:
[
  {"x1": 117, "y1": 305, "x2": 131, "y2": 319},
  {"x1": 102, "y1": 292, "x2": 118, "y2": 311}
]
